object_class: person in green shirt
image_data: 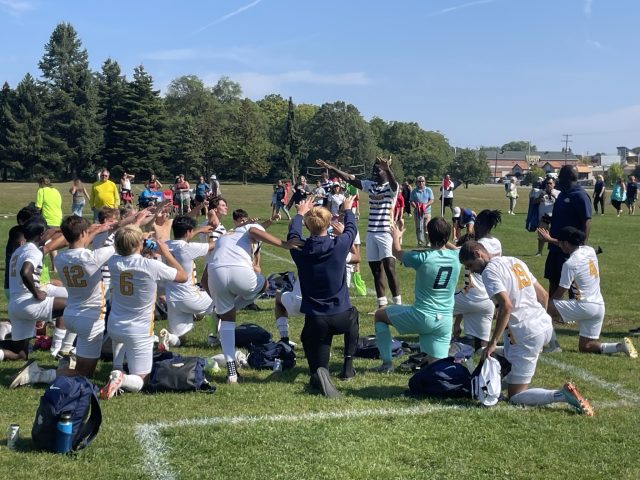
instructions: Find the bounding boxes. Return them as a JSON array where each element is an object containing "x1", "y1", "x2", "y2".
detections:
[
  {"x1": 35, "y1": 177, "x2": 63, "y2": 227},
  {"x1": 373, "y1": 217, "x2": 461, "y2": 372}
]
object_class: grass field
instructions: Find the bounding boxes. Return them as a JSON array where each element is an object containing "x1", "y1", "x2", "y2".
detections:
[{"x1": 1, "y1": 181, "x2": 639, "y2": 479}]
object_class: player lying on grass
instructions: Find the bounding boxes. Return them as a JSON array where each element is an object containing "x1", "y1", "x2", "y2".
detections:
[
  {"x1": 288, "y1": 196, "x2": 358, "y2": 397},
  {"x1": 538, "y1": 226, "x2": 637, "y2": 358},
  {"x1": 459, "y1": 241, "x2": 594, "y2": 415},
  {"x1": 373, "y1": 217, "x2": 461, "y2": 373}
]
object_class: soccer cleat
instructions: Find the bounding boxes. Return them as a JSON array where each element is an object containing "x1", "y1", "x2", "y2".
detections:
[
  {"x1": 158, "y1": 328, "x2": 170, "y2": 352},
  {"x1": 561, "y1": 382, "x2": 594, "y2": 417},
  {"x1": 57, "y1": 352, "x2": 77, "y2": 370},
  {"x1": 621, "y1": 338, "x2": 638, "y2": 359},
  {"x1": 371, "y1": 362, "x2": 394, "y2": 374},
  {"x1": 339, "y1": 366, "x2": 357, "y2": 381},
  {"x1": 9, "y1": 360, "x2": 38, "y2": 389},
  {"x1": 313, "y1": 367, "x2": 340, "y2": 398},
  {"x1": 99, "y1": 370, "x2": 124, "y2": 400}
]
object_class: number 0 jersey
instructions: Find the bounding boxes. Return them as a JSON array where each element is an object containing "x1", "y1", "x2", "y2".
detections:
[
  {"x1": 559, "y1": 246, "x2": 603, "y2": 304},
  {"x1": 53, "y1": 246, "x2": 114, "y2": 319},
  {"x1": 402, "y1": 248, "x2": 460, "y2": 314},
  {"x1": 483, "y1": 256, "x2": 552, "y2": 342},
  {"x1": 107, "y1": 254, "x2": 177, "y2": 336}
]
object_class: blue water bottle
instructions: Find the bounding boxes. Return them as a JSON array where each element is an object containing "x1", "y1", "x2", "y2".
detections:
[{"x1": 55, "y1": 412, "x2": 73, "y2": 454}]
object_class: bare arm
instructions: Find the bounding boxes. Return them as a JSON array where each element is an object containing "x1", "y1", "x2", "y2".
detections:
[
  {"x1": 389, "y1": 223, "x2": 404, "y2": 262},
  {"x1": 249, "y1": 227, "x2": 303, "y2": 250},
  {"x1": 378, "y1": 157, "x2": 398, "y2": 193},
  {"x1": 316, "y1": 159, "x2": 363, "y2": 190},
  {"x1": 583, "y1": 218, "x2": 591, "y2": 242},
  {"x1": 482, "y1": 291, "x2": 512, "y2": 360},
  {"x1": 20, "y1": 262, "x2": 46, "y2": 301},
  {"x1": 534, "y1": 280, "x2": 549, "y2": 310}
]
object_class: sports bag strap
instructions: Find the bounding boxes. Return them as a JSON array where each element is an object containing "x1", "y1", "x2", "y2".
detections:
[{"x1": 72, "y1": 390, "x2": 102, "y2": 451}]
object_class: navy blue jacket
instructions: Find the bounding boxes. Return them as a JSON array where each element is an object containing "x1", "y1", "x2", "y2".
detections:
[{"x1": 288, "y1": 210, "x2": 357, "y2": 316}]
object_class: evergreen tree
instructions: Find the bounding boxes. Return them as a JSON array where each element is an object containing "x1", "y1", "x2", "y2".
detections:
[
  {"x1": 97, "y1": 58, "x2": 128, "y2": 170},
  {"x1": 282, "y1": 97, "x2": 303, "y2": 181},
  {"x1": 112, "y1": 65, "x2": 169, "y2": 177},
  {"x1": 0, "y1": 82, "x2": 20, "y2": 180},
  {"x1": 38, "y1": 22, "x2": 101, "y2": 178},
  {"x1": 168, "y1": 116, "x2": 205, "y2": 178}
]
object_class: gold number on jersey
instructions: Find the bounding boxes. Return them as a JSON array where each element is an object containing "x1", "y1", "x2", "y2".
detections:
[
  {"x1": 62, "y1": 265, "x2": 87, "y2": 288},
  {"x1": 588, "y1": 259, "x2": 598, "y2": 278},
  {"x1": 511, "y1": 263, "x2": 532, "y2": 289},
  {"x1": 10, "y1": 257, "x2": 17, "y2": 277},
  {"x1": 119, "y1": 272, "x2": 134, "y2": 296}
]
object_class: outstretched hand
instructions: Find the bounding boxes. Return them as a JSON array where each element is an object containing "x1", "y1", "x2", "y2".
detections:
[
  {"x1": 537, "y1": 227, "x2": 552, "y2": 243},
  {"x1": 389, "y1": 221, "x2": 404, "y2": 240},
  {"x1": 296, "y1": 196, "x2": 314, "y2": 216},
  {"x1": 316, "y1": 159, "x2": 331, "y2": 169},
  {"x1": 282, "y1": 238, "x2": 304, "y2": 250}
]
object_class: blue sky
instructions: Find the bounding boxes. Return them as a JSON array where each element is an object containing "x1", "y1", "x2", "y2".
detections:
[{"x1": 2, "y1": 0, "x2": 639, "y2": 155}]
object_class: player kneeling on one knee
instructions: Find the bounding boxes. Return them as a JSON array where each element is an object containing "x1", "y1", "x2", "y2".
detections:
[
  {"x1": 541, "y1": 226, "x2": 637, "y2": 359},
  {"x1": 459, "y1": 241, "x2": 594, "y2": 415}
]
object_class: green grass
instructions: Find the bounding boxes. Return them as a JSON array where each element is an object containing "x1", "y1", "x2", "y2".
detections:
[{"x1": 1, "y1": 182, "x2": 640, "y2": 479}]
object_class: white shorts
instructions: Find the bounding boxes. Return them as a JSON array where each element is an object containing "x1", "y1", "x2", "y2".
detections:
[
  {"x1": 503, "y1": 327, "x2": 553, "y2": 385},
  {"x1": 45, "y1": 284, "x2": 68, "y2": 298},
  {"x1": 108, "y1": 330, "x2": 154, "y2": 375},
  {"x1": 553, "y1": 299, "x2": 605, "y2": 340},
  {"x1": 8, "y1": 297, "x2": 55, "y2": 340},
  {"x1": 366, "y1": 231, "x2": 393, "y2": 262},
  {"x1": 167, "y1": 292, "x2": 214, "y2": 337},
  {"x1": 280, "y1": 282, "x2": 302, "y2": 317},
  {"x1": 64, "y1": 316, "x2": 105, "y2": 359},
  {"x1": 453, "y1": 293, "x2": 495, "y2": 341},
  {"x1": 208, "y1": 265, "x2": 266, "y2": 315}
]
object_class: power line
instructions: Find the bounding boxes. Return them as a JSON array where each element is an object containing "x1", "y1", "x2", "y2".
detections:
[{"x1": 561, "y1": 134, "x2": 572, "y2": 164}]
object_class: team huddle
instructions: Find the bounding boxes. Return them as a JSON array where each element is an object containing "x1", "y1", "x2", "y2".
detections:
[{"x1": 2, "y1": 162, "x2": 636, "y2": 416}]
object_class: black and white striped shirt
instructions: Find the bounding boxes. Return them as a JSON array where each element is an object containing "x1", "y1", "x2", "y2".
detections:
[{"x1": 362, "y1": 180, "x2": 397, "y2": 233}]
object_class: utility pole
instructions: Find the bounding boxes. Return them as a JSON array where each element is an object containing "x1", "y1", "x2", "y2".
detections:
[{"x1": 562, "y1": 134, "x2": 572, "y2": 164}]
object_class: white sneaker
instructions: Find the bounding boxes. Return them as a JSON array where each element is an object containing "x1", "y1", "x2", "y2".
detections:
[
  {"x1": 99, "y1": 370, "x2": 124, "y2": 400},
  {"x1": 9, "y1": 360, "x2": 40, "y2": 388},
  {"x1": 621, "y1": 337, "x2": 638, "y2": 359},
  {"x1": 158, "y1": 328, "x2": 170, "y2": 352},
  {"x1": 235, "y1": 350, "x2": 248, "y2": 368}
]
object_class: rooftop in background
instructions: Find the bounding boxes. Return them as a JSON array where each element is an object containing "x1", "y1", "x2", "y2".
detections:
[{"x1": 484, "y1": 150, "x2": 579, "y2": 162}]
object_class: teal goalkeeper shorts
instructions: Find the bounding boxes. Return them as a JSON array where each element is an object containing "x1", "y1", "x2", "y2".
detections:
[{"x1": 385, "y1": 305, "x2": 452, "y2": 359}]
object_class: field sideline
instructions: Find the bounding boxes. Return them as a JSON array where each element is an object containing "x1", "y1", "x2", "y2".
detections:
[{"x1": 1, "y1": 182, "x2": 639, "y2": 479}]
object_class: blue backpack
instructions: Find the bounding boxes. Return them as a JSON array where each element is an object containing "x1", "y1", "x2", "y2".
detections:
[
  {"x1": 354, "y1": 335, "x2": 404, "y2": 359},
  {"x1": 32, "y1": 376, "x2": 102, "y2": 452},
  {"x1": 408, "y1": 357, "x2": 471, "y2": 398}
]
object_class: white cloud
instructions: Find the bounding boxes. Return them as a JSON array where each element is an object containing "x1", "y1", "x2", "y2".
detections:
[
  {"x1": 584, "y1": 0, "x2": 593, "y2": 17},
  {"x1": 428, "y1": 0, "x2": 495, "y2": 17},
  {"x1": 203, "y1": 70, "x2": 372, "y2": 97},
  {"x1": 143, "y1": 47, "x2": 257, "y2": 66},
  {"x1": 0, "y1": 0, "x2": 34, "y2": 16},
  {"x1": 193, "y1": 0, "x2": 263, "y2": 34},
  {"x1": 585, "y1": 39, "x2": 603, "y2": 49}
]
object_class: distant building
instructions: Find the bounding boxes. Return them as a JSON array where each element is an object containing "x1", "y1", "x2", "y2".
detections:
[{"x1": 486, "y1": 150, "x2": 579, "y2": 181}]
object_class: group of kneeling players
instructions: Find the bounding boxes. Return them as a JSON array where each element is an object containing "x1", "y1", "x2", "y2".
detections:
[{"x1": 3, "y1": 160, "x2": 637, "y2": 417}]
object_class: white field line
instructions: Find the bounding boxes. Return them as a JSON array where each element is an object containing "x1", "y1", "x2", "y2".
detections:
[
  {"x1": 261, "y1": 248, "x2": 378, "y2": 297},
  {"x1": 539, "y1": 356, "x2": 639, "y2": 402}
]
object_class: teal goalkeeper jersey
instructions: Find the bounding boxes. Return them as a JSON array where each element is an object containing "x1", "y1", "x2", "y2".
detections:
[{"x1": 402, "y1": 248, "x2": 461, "y2": 314}]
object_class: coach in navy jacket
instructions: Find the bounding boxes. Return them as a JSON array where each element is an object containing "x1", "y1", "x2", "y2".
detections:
[{"x1": 288, "y1": 196, "x2": 359, "y2": 396}]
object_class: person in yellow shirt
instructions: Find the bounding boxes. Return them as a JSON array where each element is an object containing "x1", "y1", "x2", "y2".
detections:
[
  {"x1": 90, "y1": 169, "x2": 120, "y2": 222},
  {"x1": 35, "y1": 177, "x2": 63, "y2": 227}
]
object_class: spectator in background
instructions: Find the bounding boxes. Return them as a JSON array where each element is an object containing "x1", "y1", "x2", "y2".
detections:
[
  {"x1": 393, "y1": 190, "x2": 405, "y2": 232},
  {"x1": 327, "y1": 182, "x2": 345, "y2": 216},
  {"x1": 592, "y1": 175, "x2": 605, "y2": 215},
  {"x1": 452, "y1": 206, "x2": 476, "y2": 242},
  {"x1": 146, "y1": 172, "x2": 163, "y2": 192},
  {"x1": 194, "y1": 176, "x2": 211, "y2": 216},
  {"x1": 402, "y1": 179, "x2": 413, "y2": 217},
  {"x1": 173, "y1": 174, "x2": 191, "y2": 215},
  {"x1": 506, "y1": 177, "x2": 519, "y2": 215},
  {"x1": 440, "y1": 174, "x2": 455, "y2": 216},
  {"x1": 209, "y1": 174, "x2": 221, "y2": 198},
  {"x1": 120, "y1": 172, "x2": 135, "y2": 208},
  {"x1": 625, "y1": 175, "x2": 637, "y2": 215},
  {"x1": 36, "y1": 177, "x2": 63, "y2": 227},
  {"x1": 534, "y1": 178, "x2": 560, "y2": 256},
  {"x1": 312, "y1": 180, "x2": 325, "y2": 207},
  {"x1": 610, "y1": 177, "x2": 626, "y2": 217},
  {"x1": 287, "y1": 181, "x2": 310, "y2": 210},
  {"x1": 90, "y1": 169, "x2": 120, "y2": 223},
  {"x1": 273, "y1": 180, "x2": 291, "y2": 220},
  {"x1": 410, "y1": 176, "x2": 434, "y2": 246},
  {"x1": 69, "y1": 179, "x2": 90, "y2": 217}
]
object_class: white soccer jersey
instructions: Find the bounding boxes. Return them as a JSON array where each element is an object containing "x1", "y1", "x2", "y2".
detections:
[
  {"x1": 165, "y1": 239, "x2": 209, "y2": 301},
  {"x1": 559, "y1": 246, "x2": 604, "y2": 304},
  {"x1": 8, "y1": 242, "x2": 43, "y2": 303},
  {"x1": 482, "y1": 256, "x2": 552, "y2": 343},
  {"x1": 361, "y1": 179, "x2": 398, "y2": 233},
  {"x1": 93, "y1": 231, "x2": 115, "y2": 296},
  {"x1": 210, "y1": 223, "x2": 264, "y2": 270},
  {"x1": 201, "y1": 223, "x2": 226, "y2": 264},
  {"x1": 107, "y1": 254, "x2": 177, "y2": 336},
  {"x1": 54, "y1": 246, "x2": 114, "y2": 318}
]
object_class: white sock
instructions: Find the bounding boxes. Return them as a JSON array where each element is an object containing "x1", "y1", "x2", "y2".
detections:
[
  {"x1": 61, "y1": 331, "x2": 77, "y2": 353},
  {"x1": 167, "y1": 333, "x2": 181, "y2": 347},
  {"x1": 112, "y1": 342, "x2": 125, "y2": 371},
  {"x1": 600, "y1": 342, "x2": 619, "y2": 354},
  {"x1": 276, "y1": 317, "x2": 289, "y2": 339},
  {"x1": 50, "y1": 328, "x2": 67, "y2": 354},
  {"x1": 121, "y1": 374, "x2": 144, "y2": 392},
  {"x1": 392, "y1": 295, "x2": 402, "y2": 305},
  {"x1": 220, "y1": 321, "x2": 236, "y2": 363},
  {"x1": 509, "y1": 388, "x2": 563, "y2": 406},
  {"x1": 548, "y1": 329, "x2": 560, "y2": 347},
  {"x1": 0, "y1": 350, "x2": 4, "y2": 361},
  {"x1": 377, "y1": 296, "x2": 388, "y2": 308},
  {"x1": 0, "y1": 321, "x2": 11, "y2": 340}
]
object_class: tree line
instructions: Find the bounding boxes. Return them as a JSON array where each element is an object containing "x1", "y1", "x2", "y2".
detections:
[{"x1": 0, "y1": 22, "x2": 493, "y2": 185}]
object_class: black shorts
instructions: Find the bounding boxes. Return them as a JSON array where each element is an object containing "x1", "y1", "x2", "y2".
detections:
[
  {"x1": 0, "y1": 339, "x2": 30, "y2": 357},
  {"x1": 544, "y1": 248, "x2": 569, "y2": 283},
  {"x1": 195, "y1": 194, "x2": 206, "y2": 203},
  {"x1": 443, "y1": 198, "x2": 453, "y2": 208}
]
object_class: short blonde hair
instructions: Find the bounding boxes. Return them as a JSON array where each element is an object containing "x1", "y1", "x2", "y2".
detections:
[
  {"x1": 114, "y1": 224, "x2": 143, "y2": 256},
  {"x1": 304, "y1": 207, "x2": 332, "y2": 236}
]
